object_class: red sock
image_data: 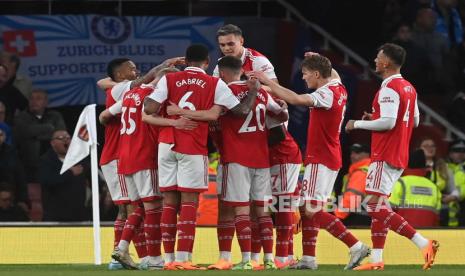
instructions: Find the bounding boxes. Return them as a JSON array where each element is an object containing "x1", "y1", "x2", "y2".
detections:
[
  {"x1": 251, "y1": 219, "x2": 261, "y2": 254},
  {"x1": 275, "y1": 212, "x2": 293, "y2": 257},
  {"x1": 258, "y1": 216, "x2": 274, "y2": 254},
  {"x1": 302, "y1": 215, "x2": 319, "y2": 256},
  {"x1": 235, "y1": 214, "x2": 251, "y2": 253},
  {"x1": 313, "y1": 211, "x2": 358, "y2": 248},
  {"x1": 114, "y1": 218, "x2": 125, "y2": 248},
  {"x1": 288, "y1": 234, "x2": 294, "y2": 256},
  {"x1": 176, "y1": 202, "x2": 197, "y2": 253},
  {"x1": 371, "y1": 218, "x2": 388, "y2": 249},
  {"x1": 367, "y1": 202, "x2": 416, "y2": 239},
  {"x1": 161, "y1": 204, "x2": 178, "y2": 254},
  {"x1": 120, "y1": 206, "x2": 144, "y2": 243},
  {"x1": 217, "y1": 220, "x2": 235, "y2": 252},
  {"x1": 133, "y1": 223, "x2": 148, "y2": 258},
  {"x1": 144, "y1": 207, "x2": 162, "y2": 257}
]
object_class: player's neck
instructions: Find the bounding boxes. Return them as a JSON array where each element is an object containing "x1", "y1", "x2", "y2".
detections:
[
  {"x1": 316, "y1": 77, "x2": 331, "y2": 89},
  {"x1": 381, "y1": 69, "x2": 400, "y2": 80},
  {"x1": 236, "y1": 47, "x2": 245, "y2": 59}
]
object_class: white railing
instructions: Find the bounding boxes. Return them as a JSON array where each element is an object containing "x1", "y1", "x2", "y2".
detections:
[{"x1": 276, "y1": 0, "x2": 465, "y2": 141}]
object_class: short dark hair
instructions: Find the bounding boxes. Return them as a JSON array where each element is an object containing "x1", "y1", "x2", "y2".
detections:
[
  {"x1": 217, "y1": 24, "x2": 243, "y2": 37},
  {"x1": 378, "y1": 43, "x2": 406, "y2": 67},
  {"x1": 107, "y1": 58, "x2": 131, "y2": 81},
  {"x1": 301, "y1": 54, "x2": 332, "y2": 78},
  {"x1": 185, "y1": 44, "x2": 209, "y2": 63},
  {"x1": 218, "y1": 56, "x2": 242, "y2": 74}
]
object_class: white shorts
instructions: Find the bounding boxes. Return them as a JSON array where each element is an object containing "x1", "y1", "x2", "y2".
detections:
[
  {"x1": 366, "y1": 161, "x2": 403, "y2": 196},
  {"x1": 158, "y1": 143, "x2": 209, "y2": 193},
  {"x1": 101, "y1": 160, "x2": 130, "y2": 205},
  {"x1": 121, "y1": 169, "x2": 161, "y2": 203},
  {"x1": 301, "y1": 163, "x2": 339, "y2": 203},
  {"x1": 220, "y1": 163, "x2": 271, "y2": 206},
  {"x1": 270, "y1": 163, "x2": 301, "y2": 196}
]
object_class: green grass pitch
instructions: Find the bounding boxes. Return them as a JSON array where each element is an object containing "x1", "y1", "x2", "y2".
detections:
[{"x1": 0, "y1": 265, "x2": 464, "y2": 276}]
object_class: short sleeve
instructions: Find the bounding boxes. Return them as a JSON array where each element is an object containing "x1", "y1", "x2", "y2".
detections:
[
  {"x1": 212, "y1": 65, "x2": 220, "y2": 77},
  {"x1": 253, "y1": 56, "x2": 277, "y2": 79},
  {"x1": 308, "y1": 87, "x2": 333, "y2": 109},
  {"x1": 147, "y1": 75, "x2": 168, "y2": 104},
  {"x1": 109, "y1": 100, "x2": 122, "y2": 115},
  {"x1": 111, "y1": 81, "x2": 132, "y2": 101},
  {"x1": 379, "y1": 87, "x2": 400, "y2": 118},
  {"x1": 266, "y1": 93, "x2": 283, "y2": 114},
  {"x1": 214, "y1": 79, "x2": 240, "y2": 110}
]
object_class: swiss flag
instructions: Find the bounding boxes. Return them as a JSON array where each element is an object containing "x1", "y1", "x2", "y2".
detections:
[{"x1": 2, "y1": 30, "x2": 37, "y2": 57}]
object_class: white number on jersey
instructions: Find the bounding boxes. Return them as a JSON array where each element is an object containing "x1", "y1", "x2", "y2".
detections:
[
  {"x1": 403, "y1": 99, "x2": 410, "y2": 127},
  {"x1": 179, "y1": 91, "x2": 196, "y2": 111},
  {"x1": 120, "y1": 107, "x2": 137, "y2": 135},
  {"x1": 338, "y1": 105, "x2": 347, "y2": 134},
  {"x1": 238, "y1": 103, "x2": 266, "y2": 133}
]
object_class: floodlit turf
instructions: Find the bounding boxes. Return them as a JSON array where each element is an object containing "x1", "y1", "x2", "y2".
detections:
[{"x1": 0, "y1": 265, "x2": 464, "y2": 276}]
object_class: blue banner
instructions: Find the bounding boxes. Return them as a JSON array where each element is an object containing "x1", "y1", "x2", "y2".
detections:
[{"x1": 0, "y1": 15, "x2": 224, "y2": 107}]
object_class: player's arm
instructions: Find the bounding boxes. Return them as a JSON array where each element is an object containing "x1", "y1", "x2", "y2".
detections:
[
  {"x1": 130, "y1": 57, "x2": 185, "y2": 89},
  {"x1": 249, "y1": 71, "x2": 314, "y2": 107},
  {"x1": 141, "y1": 112, "x2": 198, "y2": 130},
  {"x1": 144, "y1": 75, "x2": 168, "y2": 115},
  {"x1": 267, "y1": 97, "x2": 289, "y2": 123},
  {"x1": 99, "y1": 101, "x2": 122, "y2": 125},
  {"x1": 346, "y1": 87, "x2": 399, "y2": 132},
  {"x1": 97, "y1": 77, "x2": 118, "y2": 90},
  {"x1": 229, "y1": 78, "x2": 259, "y2": 116},
  {"x1": 166, "y1": 103, "x2": 223, "y2": 121}
]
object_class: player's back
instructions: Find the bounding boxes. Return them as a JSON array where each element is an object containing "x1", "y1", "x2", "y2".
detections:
[
  {"x1": 164, "y1": 67, "x2": 218, "y2": 155},
  {"x1": 305, "y1": 80, "x2": 347, "y2": 170},
  {"x1": 118, "y1": 85, "x2": 159, "y2": 175},
  {"x1": 371, "y1": 76, "x2": 417, "y2": 169},
  {"x1": 220, "y1": 81, "x2": 270, "y2": 168}
]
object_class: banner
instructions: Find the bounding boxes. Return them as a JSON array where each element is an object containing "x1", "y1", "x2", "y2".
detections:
[{"x1": 0, "y1": 15, "x2": 224, "y2": 107}]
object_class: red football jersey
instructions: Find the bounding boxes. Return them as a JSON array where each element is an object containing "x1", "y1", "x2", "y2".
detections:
[
  {"x1": 220, "y1": 81, "x2": 280, "y2": 168},
  {"x1": 269, "y1": 128, "x2": 302, "y2": 166},
  {"x1": 149, "y1": 67, "x2": 238, "y2": 155},
  {"x1": 117, "y1": 85, "x2": 159, "y2": 175},
  {"x1": 304, "y1": 80, "x2": 347, "y2": 170},
  {"x1": 100, "y1": 82, "x2": 131, "y2": 166},
  {"x1": 371, "y1": 74, "x2": 417, "y2": 169}
]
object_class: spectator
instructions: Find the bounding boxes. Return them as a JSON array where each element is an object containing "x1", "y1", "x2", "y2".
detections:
[
  {"x1": 389, "y1": 149, "x2": 441, "y2": 227},
  {"x1": 411, "y1": 8, "x2": 456, "y2": 98},
  {"x1": 0, "y1": 64, "x2": 28, "y2": 125},
  {"x1": 420, "y1": 137, "x2": 460, "y2": 226},
  {"x1": 0, "y1": 51, "x2": 33, "y2": 99},
  {"x1": 334, "y1": 143, "x2": 371, "y2": 226},
  {"x1": 14, "y1": 89, "x2": 66, "y2": 184},
  {"x1": 0, "y1": 128, "x2": 28, "y2": 211},
  {"x1": 391, "y1": 23, "x2": 434, "y2": 94},
  {"x1": 0, "y1": 183, "x2": 29, "y2": 222},
  {"x1": 446, "y1": 139, "x2": 465, "y2": 226},
  {"x1": 0, "y1": 101, "x2": 12, "y2": 145},
  {"x1": 39, "y1": 129, "x2": 90, "y2": 221},
  {"x1": 432, "y1": 0, "x2": 464, "y2": 48}
]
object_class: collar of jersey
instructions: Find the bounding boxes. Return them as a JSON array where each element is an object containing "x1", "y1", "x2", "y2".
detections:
[
  {"x1": 184, "y1": 66, "x2": 206, "y2": 74},
  {"x1": 240, "y1": 47, "x2": 250, "y2": 64},
  {"x1": 229, "y1": 80, "x2": 246, "y2": 85},
  {"x1": 381, "y1": 73, "x2": 402, "y2": 87}
]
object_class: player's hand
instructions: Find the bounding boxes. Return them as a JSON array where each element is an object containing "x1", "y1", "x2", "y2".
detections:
[
  {"x1": 345, "y1": 120, "x2": 356, "y2": 133},
  {"x1": 275, "y1": 98, "x2": 288, "y2": 109},
  {"x1": 163, "y1": 56, "x2": 185, "y2": 67},
  {"x1": 246, "y1": 78, "x2": 261, "y2": 92},
  {"x1": 70, "y1": 164, "x2": 84, "y2": 176},
  {"x1": 362, "y1": 111, "x2": 373, "y2": 120},
  {"x1": 304, "y1": 51, "x2": 320, "y2": 57},
  {"x1": 247, "y1": 71, "x2": 271, "y2": 85},
  {"x1": 166, "y1": 102, "x2": 183, "y2": 116},
  {"x1": 174, "y1": 117, "x2": 198, "y2": 130}
]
